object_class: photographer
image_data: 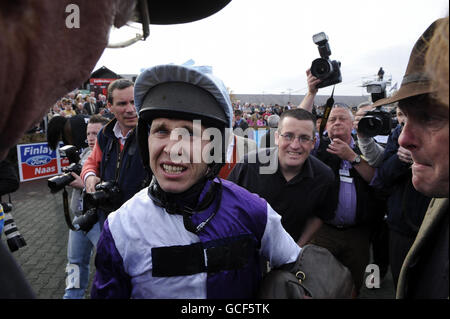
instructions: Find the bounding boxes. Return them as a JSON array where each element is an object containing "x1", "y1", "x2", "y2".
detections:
[
  {"x1": 353, "y1": 101, "x2": 430, "y2": 284},
  {"x1": 81, "y1": 79, "x2": 148, "y2": 231},
  {"x1": 64, "y1": 115, "x2": 109, "y2": 299},
  {"x1": 299, "y1": 68, "x2": 387, "y2": 296},
  {"x1": 359, "y1": 105, "x2": 431, "y2": 289}
]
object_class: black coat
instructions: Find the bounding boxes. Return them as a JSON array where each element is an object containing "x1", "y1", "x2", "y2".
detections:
[
  {"x1": 374, "y1": 125, "x2": 431, "y2": 237},
  {"x1": 0, "y1": 160, "x2": 19, "y2": 197},
  {"x1": 83, "y1": 102, "x2": 98, "y2": 115}
]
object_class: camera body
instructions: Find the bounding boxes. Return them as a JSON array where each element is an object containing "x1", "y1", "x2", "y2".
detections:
[
  {"x1": 366, "y1": 82, "x2": 387, "y2": 103},
  {"x1": 358, "y1": 106, "x2": 392, "y2": 137},
  {"x1": 84, "y1": 181, "x2": 122, "y2": 212},
  {"x1": 358, "y1": 81, "x2": 392, "y2": 137},
  {"x1": 47, "y1": 145, "x2": 81, "y2": 193},
  {"x1": 47, "y1": 162, "x2": 82, "y2": 193},
  {"x1": 73, "y1": 181, "x2": 122, "y2": 232},
  {"x1": 310, "y1": 32, "x2": 342, "y2": 88}
]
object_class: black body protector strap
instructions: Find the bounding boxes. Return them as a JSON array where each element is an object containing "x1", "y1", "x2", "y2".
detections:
[{"x1": 152, "y1": 235, "x2": 255, "y2": 277}]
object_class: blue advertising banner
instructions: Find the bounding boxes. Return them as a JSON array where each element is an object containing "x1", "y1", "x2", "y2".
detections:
[{"x1": 16, "y1": 142, "x2": 63, "y2": 182}]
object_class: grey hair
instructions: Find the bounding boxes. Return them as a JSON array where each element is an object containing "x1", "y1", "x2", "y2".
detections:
[
  {"x1": 357, "y1": 101, "x2": 372, "y2": 109},
  {"x1": 267, "y1": 114, "x2": 280, "y2": 128},
  {"x1": 332, "y1": 104, "x2": 354, "y2": 121}
]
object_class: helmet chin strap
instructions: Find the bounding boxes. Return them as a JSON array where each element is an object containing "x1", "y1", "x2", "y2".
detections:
[
  {"x1": 205, "y1": 163, "x2": 225, "y2": 180},
  {"x1": 148, "y1": 175, "x2": 222, "y2": 234}
]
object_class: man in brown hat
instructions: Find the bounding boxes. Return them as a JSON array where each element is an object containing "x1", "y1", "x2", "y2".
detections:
[{"x1": 370, "y1": 17, "x2": 449, "y2": 299}]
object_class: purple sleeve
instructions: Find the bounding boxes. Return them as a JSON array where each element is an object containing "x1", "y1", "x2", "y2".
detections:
[{"x1": 91, "y1": 219, "x2": 132, "y2": 299}]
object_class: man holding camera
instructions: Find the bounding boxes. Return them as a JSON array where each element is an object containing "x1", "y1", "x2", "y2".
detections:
[
  {"x1": 299, "y1": 70, "x2": 385, "y2": 296},
  {"x1": 63, "y1": 115, "x2": 109, "y2": 299},
  {"x1": 81, "y1": 79, "x2": 148, "y2": 231},
  {"x1": 354, "y1": 104, "x2": 431, "y2": 289}
]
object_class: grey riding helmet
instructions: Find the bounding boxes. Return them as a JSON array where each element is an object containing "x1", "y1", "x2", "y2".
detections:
[{"x1": 135, "y1": 64, "x2": 233, "y2": 176}]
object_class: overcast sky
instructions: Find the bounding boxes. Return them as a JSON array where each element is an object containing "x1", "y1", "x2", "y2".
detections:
[{"x1": 94, "y1": 0, "x2": 448, "y2": 97}]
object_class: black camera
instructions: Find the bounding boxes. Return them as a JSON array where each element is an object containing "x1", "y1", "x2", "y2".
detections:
[
  {"x1": 72, "y1": 181, "x2": 122, "y2": 232},
  {"x1": 358, "y1": 81, "x2": 392, "y2": 137},
  {"x1": 310, "y1": 32, "x2": 342, "y2": 88},
  {"x1": 47, "y1": 145, "x2": 81, "y2": 193},
  {"x1": 72, "y1": 205, "x2": 98, "y2": 232},
  {"x1": 366, "y1": 81, "x2": 387, "y2": 103},
  {"x1": 84, "y1": 181, "x2": 122, "y2": 212},
  {"x1": 358, "y1": 106, "x2": 393, "y2": 137},
  {"x1": 1, "y1": 202, "x2": 27, "y2": 252}
]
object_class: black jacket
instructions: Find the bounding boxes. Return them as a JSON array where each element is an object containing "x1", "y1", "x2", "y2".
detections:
[
  {"x1": 373, "y1": 125, "x2": 431, "y2": 237},
  {"x1": 228, "y1": 148, "x2": 336, "y2": 241},
  {"x1": 0, "y1": 160, "x2": 19, "y2": 197}
]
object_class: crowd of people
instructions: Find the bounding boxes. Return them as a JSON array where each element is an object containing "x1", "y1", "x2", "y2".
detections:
[
  {"x1": 231, "y1": 102, "x2": 293, "y2": 127},
  {"x1": 55, "y1": 15, "x2": 447, "y2": 299},
  {"x1": 48, "y1": 91, "x2": 113, "y2": 121},
  {"x1": 0, "y1": 0, "x2": 447, "y2": 302}
]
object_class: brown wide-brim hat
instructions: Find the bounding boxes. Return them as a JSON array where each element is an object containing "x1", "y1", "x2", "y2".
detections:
[
  {"x1": 136, "y1": 0, "x2": 231, "y2": 25},
  {"x1": 371, "y1": 19, "x2": 442, "y2": 108}
]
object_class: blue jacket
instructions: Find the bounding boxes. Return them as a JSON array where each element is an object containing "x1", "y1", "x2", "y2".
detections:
[{"x1": 96, "y1": 119, "x2": 148, "y2": 209}]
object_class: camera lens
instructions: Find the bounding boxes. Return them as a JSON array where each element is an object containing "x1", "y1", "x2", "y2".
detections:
[
  {"x1": 311, "y1": 58, "x2": 332, "y2": 79},
  {"x1": 48, "y1": 173, "x2": 75, "y2": 193},
  {"x1": 84, "y1": 190, "x2": 108, "y2": 208},
  {"x1": 3, "y1": 212, "x2": 27, "y2": 252},
  {"x1": 72, "y1": 208, "x2": 99, "y2": 232},
  {"x1": 358, "y1": 115, "x2": 383, "y2": 137}
]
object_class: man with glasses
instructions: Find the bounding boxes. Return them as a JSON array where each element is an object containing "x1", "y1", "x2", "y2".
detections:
[{"x1": 228, "y1": 108, "x2": 336, "y2": 248}]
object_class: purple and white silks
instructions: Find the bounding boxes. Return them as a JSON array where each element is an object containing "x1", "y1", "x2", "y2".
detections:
[{"x1": 91, "y1": 179, "x2": 300, "y2": 299}]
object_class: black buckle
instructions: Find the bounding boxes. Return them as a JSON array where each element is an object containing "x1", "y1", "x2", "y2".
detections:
[{"x1": 151, "y1": 235, "x2": 254, "y2": 277}]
